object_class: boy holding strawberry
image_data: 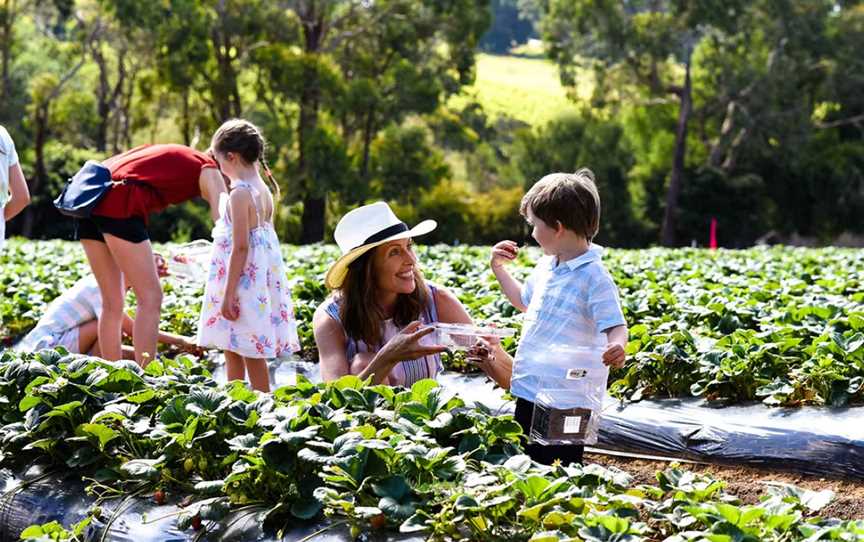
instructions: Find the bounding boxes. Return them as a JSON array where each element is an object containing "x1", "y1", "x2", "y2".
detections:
[{"x1": 474, "y1": 168, "x2": 628, "y2": 465}]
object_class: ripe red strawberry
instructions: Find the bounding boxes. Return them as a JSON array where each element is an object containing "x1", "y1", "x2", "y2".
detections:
[
  {"x1": 153, "y1": 490, "x2": 166, "y2": 505},
  {"x1": 370, "y1": 514, "x2": 386, "y2": 530},
  {"x1": 191, "y1": 515, "x2": 202, "y2": 531}
]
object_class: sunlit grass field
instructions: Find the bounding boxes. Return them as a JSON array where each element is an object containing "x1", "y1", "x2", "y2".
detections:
[{"x1": 450, "y1": 53, "x2": 588, "y2": 126}]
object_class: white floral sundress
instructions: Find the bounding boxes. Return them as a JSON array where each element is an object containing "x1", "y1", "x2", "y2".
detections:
[{"x1": 196, "y1": 181, "x2": 300, "y2": 358}]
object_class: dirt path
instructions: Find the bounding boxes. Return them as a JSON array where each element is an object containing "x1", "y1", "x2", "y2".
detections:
[{"x1": 586, "y1": 452, "x2": 864, "y2": 520}]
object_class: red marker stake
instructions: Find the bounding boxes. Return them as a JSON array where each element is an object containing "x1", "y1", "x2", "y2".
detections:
[{"x1": 709, "y1": 218, "x2": 718, "y2": 250}]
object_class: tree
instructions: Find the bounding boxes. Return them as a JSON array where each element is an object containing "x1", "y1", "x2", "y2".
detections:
[
  {"x1": 509, "y1": 110, "x2": 647, "y2": 246},
  {"x1": 689, "y1": 1, "x2": 864, "y2": 240},
  {"x1": 532, "y1": 0, "x2": 741, "y2": 245},
  {"x1": 256, "y1": 0, "x2": 491, "y2": 243},
  {"x1": 0, "y1": 0, "x2": 23, "y2": 119},
  {"x1": 104, "y1": 0, "x2": 292, "y2": 127},
  {"x1": 479, "y1": 0, "x2": 535, "y2": 54},
  {"x1": 368, "y1": 125, "x2": 450, "y2": 204},
  {"x1": 20, "y1": 8, "x2": 99, "y2": 236},
  {"x1": 72, "y1": 0, "x2": 135, "y2": 152}
]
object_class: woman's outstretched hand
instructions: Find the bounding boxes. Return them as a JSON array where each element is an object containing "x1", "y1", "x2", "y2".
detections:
[{"x1": 377, "y1": 321, "x2": 447, "y2": 366}]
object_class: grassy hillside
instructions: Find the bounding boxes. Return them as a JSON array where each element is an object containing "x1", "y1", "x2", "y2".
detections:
[{"x1": 450, "y1": 53, "x2": 588, "y2": 126}]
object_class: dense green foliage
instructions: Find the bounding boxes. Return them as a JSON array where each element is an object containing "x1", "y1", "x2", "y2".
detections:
[
  {"x1": 5, "y1": 349, "x2": 864, "y2": 541},
  {"x1": 1, "y1": 0, "x2": 494, "y2": 244},
  {"x1": 526, "y1": 0, "x2": 864, "y2": 245},
  {"x1": 2, "y1": 1, "x2": 862, "y2": 248},
  {"x1": 3, "y1": 240, "x2": 863, "y2": 408}
]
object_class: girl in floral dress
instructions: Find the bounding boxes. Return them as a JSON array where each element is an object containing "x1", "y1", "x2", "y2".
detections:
[{"x1": 197, "y1": 119, "x2": 300, "y2": 392}]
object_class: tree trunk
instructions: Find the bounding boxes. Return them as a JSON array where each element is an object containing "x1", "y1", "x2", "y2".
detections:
[
  {"x1": 297, "y1": 74, "x2": 324, "y2": 243},
  {"x1": 215, "y1": 49, "x2": 240, "y2": 121},
  {"x1": 20, "y1": 42, "x2": 89, "y2": 236},
  {"x1": 21, "y1": 105, "x2": 47, "y2": 237},
  {"x1": 298, "y1": 3, "x2": 327, "y2": 244},
  {"x1": 721, "y1": 126, "x2": 750, "y2": 172},
  {"x1": 94, "y1": 40, "x2": 127, "y2": 153},
  {"x1": 708, "y1": 101, "x2": 737, "y2": 168},
  {"x1": 359, "y1": 105, "x2": 375, "y2": 181},
  {"x1": 211, "y1": 2, "x2": 241, "y2": 122},
  {"x1": 660, "y1": 57, "x2": 692, "y2": 247},
  {"x1": 299, "y1": 195, "x2": 326, "y2": 244},
  {"x1": 117, "y1": 68, "x2": 136, "y2": 151},
  {"x1": 0, "y1": 0, "x2": 15, "y2": 119},
  {"x1": 94, "y1": 43, "x2": 109, "y2": 152},
  {"x1": 181, "y1": 89, "x2": 191, "y2": 146}
]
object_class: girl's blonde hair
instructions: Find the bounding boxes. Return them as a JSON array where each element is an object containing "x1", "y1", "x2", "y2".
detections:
[{"x1": 211, "y1": 119, "x2": 281, "y2": 220}]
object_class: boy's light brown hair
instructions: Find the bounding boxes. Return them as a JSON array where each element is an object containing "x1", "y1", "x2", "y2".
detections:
[{"x1": 520, "y1": 168, "x2": 601, "y2": 242}]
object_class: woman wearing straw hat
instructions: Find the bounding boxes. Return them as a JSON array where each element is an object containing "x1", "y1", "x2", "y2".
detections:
[{"x1": 313, "y1": 202, "x2": 512, "y2": 388}]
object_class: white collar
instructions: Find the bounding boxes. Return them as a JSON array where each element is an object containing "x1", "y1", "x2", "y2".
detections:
[{"x1": 556, "y1": 244, "x2": 604, "y2": 271}]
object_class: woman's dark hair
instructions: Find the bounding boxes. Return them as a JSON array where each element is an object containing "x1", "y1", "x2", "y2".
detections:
[{"x1": 339, "y1": 247, "x2": 429, "y2": 347}]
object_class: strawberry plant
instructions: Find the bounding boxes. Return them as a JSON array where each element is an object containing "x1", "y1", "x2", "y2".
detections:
[
  {"x1": 0, "y1": 349, "x2": 860, "y2": 540},
  {"x1": 3, "y1": 240, "x2": 863, "y2": 407}
]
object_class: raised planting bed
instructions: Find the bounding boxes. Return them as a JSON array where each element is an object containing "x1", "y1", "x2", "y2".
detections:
[{"x1": 1, "y1": 349, "x2": 863, "y2": 541}]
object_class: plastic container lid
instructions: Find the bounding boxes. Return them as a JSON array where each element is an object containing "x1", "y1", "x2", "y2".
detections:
[
  {"x1": 425, "y1": 323, "x2": 516, "y2": 351},
  {"x1": 165, "y1": 240, "x2": 213, "y2": 282},
  {"x1": 433, "y1": 322, "x2": 516, "y2": 337}
]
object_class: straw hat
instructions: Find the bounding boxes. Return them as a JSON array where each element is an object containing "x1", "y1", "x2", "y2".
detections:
[{"x1": 325, "y1": 202, "x2": 436, "y2": 289}]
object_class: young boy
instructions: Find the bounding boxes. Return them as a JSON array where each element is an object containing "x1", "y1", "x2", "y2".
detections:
[
  {"x1": 17, "y1": 254, "x2": 200, "y2": 359},
  {"x1": 481, "y1": 168, "x2": 628, "y2": 465}
]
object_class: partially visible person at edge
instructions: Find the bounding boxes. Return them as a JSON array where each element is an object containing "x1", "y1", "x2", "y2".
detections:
[
  {"x1": 0, "y1": 125, "x2": 31, "y2": 253},
  {"x1": 312, "y1": 201, "x2": 512, "y2": 388},
  {"x1": 477, "y1": 168, "x2": 628, "y2": 466},
  {"x1": 196, "y1": 119, "x2": 300, "y2": 393},
  {"x1": 18, "y1": 254, "x2": 201, "y2": 358},
  {"x1": 76, "y1": 143, "x2": 226, "y2": 367}
]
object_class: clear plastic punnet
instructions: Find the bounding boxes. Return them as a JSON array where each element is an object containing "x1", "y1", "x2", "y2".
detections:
[
  {"x1": 518, "y1": 344, "x2": 609, "y2": 446},
  {"x1": 421, "y1": 322, "x2": 516, "y2": 351},
  {"x1": 165, "y1": 240, "x2": 213, "y2": 282}
]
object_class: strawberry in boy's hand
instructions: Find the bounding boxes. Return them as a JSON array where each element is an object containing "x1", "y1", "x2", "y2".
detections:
[
  {"x1": 602, "y1": 343, "x2": 626, "y2": 368},
  {"x1": 490, "y1": 240, "x2": 519, "y2": 270},
  {"x1": 466, "y1": 339, "x2": 493, "y2": 366}
]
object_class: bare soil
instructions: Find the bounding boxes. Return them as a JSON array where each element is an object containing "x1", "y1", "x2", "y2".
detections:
[{"x1": 586, "y1": 452, "x2": 864, "y2": 520}]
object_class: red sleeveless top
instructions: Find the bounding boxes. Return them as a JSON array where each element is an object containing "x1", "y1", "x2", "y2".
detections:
[{"x1": 93, "y1": 144, "x2": 218, "y2": 219}]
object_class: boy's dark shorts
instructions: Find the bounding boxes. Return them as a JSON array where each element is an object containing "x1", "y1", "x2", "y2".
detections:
[
  {"x1": 77, "y1": 216, "x2": 149, "y2": 244},
  {"x1": 514, "y1": 397, "x2": 584, "y2": 466}
]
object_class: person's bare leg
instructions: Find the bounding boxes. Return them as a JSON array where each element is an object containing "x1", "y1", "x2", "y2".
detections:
[
  {"x1": 244, "y1": 357, "x2": 270, "y2": 392},
  {"x1": 77, "y1": 320, "x2": 99, "y2": 355},
  {"x1": 83, "y1": 323, "x2": 125, "y2": 358},
  {"x1": 82, "y1": 240, "x2": 124, "y2": 360},
  {"x1": 224, "y1": 350, "x2": 246, "y2": 382},
  {"x1": 103, "y1": 234, "x2": 162, "y2": 366}
]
